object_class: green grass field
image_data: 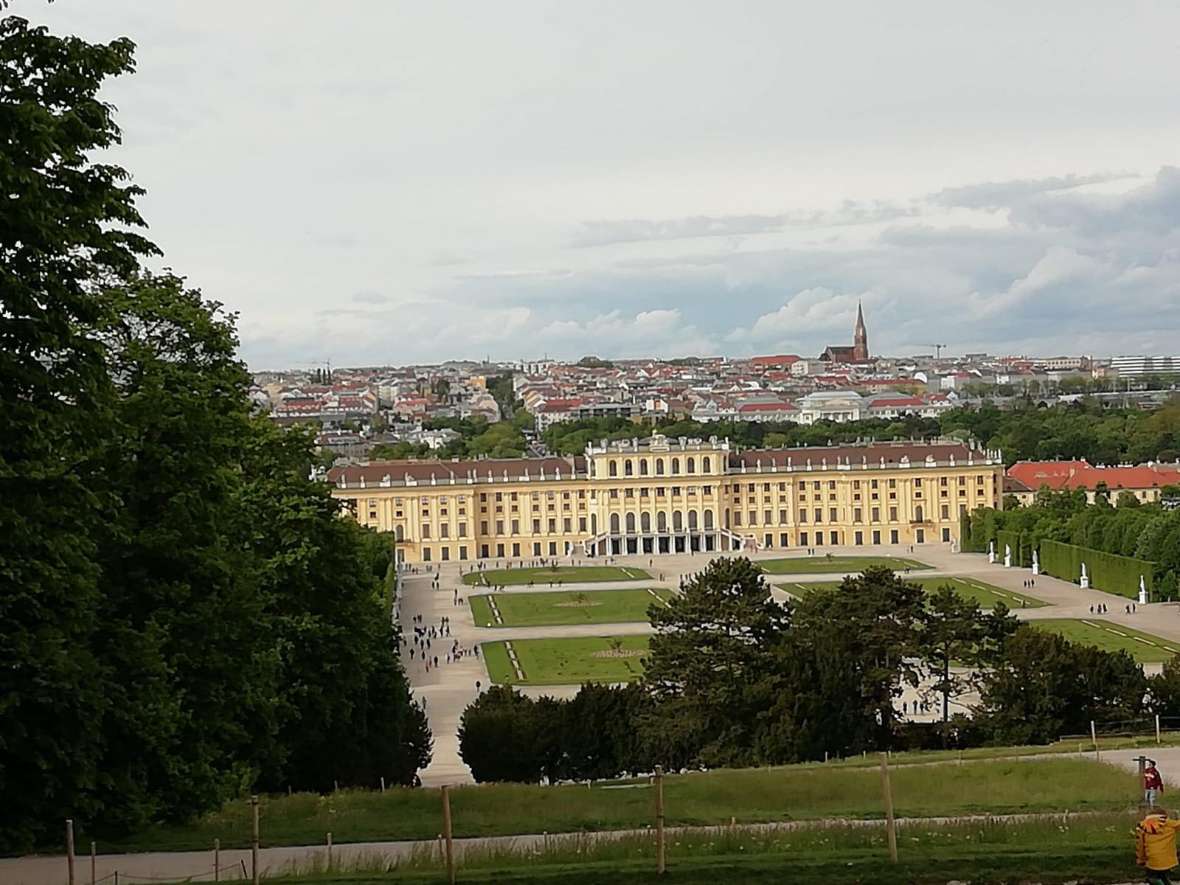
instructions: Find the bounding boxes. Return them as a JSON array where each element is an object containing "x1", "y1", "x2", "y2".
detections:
[
  {"x1": 758, "y1": 555, "x2": 931, "y2": 575},
  {"x1": 207, "y1": 814, "x2": 1147, "y2": 885},
  {"x1": 1031, "y1": 618, "x2": 1180, "y2": 663},
  {"x1": 76, "y1": 757, "x2": 1137, "y2": 854},
  {"x1": 463, "y1": 566, "x2": 651, "y2": 586},
  {"x1": 776, "y1": 576, "x2": 1045, "y2": 609},
  {"x1": 483, "y1": 635, "x2": 651, "y2": 685},
  {"x1": 470, "y1": 588, "x2": 673, "y2": 627}
]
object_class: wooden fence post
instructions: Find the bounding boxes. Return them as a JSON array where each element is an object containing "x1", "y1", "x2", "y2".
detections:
[
  {"x1": 1157, "y1": 714, "x2": 1162, "y2": 745},
  {"x1": 214, "y1": 838, "x2": 220, "y2": 882},
  {"x1": 1091, "y1": 720, "x2": 1098, "y2": 756},
  {"x1": 326, "y1": 832, "x2": 333, "y2": 869},
  {"x1": 251, "y1": 795, "x2": 260, "y2": 885},
  {"x1": 380, "y1": 776, "x2": 386, "y2": 793},
  {"x1": 90, "y1": 841, "x2": 96, "y2": 885},
  {"x1": 880, "y1": 754, "x2": 898, "y2": 863},
  {"x1": 441, "y1": 785, "x2": 455, "y2": 885},
  {"x1": 66, "y1": 819, "x2": 76, "y2": 885},
  {"x1": 654, "y1": 765, "x2": 666, "y2": 875}
]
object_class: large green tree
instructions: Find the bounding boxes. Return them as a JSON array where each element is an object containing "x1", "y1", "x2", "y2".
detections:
[
  {"x1": 643, "y1": 557, "x2": 790, "y2": 767},
  {"x1": 0, "y1": 13, "x2": 156, "y2": 849},
  {"x1": 0, "y1": 15, "x2": 430, "y2": 849}
]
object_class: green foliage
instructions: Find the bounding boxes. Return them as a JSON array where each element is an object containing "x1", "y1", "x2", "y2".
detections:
[
  {"x1": 1039, "y1": 539, "x2": 1155, "y2": 599},
  {"x1": 0, "y1": 19, "x2": 429, "y2": 850},
  {"x1": 920, "y1": 586, "x2": 1017, "y2": 725},
  {"x1": 644, "y1": 558, "x2": 791, "y2": 768},
  {"x1": 977, "y1": 626, "x2": 1149, "y2": 743}
]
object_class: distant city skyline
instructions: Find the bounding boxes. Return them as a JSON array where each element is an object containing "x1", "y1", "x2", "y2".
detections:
[{"x1": 32, "y1": 1, "x2": 1180, "y2": 368}]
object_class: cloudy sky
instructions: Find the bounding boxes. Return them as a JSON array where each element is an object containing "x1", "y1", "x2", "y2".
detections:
[{"x1": 29, "y1": 1, "x2": 1180, "y2": 368}]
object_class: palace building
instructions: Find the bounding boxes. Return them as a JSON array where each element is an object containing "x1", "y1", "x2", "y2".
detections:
[{"x1": 328, "y1": 435, "x2": 1004, "y2": 564}]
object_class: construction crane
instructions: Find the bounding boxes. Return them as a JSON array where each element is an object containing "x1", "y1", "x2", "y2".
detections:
[{"x1": 924, "y1": 344, "x2": 948, "y2": 359}]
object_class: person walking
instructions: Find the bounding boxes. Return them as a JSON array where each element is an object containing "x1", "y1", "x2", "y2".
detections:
[
  {"x1": 1147, "y1": 761, "x2": 1166, "y2": 808},
  {"x1": 1136, "y1": 808, "x2": 1180, "y2": 884}
]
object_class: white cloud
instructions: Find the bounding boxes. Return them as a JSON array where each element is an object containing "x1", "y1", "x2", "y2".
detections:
[{"x1": 28, "y1": 2, "x2": 1180, "y2": 365}]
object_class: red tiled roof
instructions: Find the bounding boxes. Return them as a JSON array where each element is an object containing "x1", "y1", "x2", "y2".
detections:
[
  {"x1": 1007, "y1": 460, "x2": 1180, "y2": 492},
  {"x1": 736, "y1": 401, "x2": 798, "y2": 412}
]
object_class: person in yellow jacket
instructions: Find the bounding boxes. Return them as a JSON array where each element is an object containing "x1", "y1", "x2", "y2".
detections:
[{"x1": 1137, "y1": 809, "x2": 1180, "y2": 884}]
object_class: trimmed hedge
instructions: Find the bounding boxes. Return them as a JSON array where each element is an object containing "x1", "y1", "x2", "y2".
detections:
[
  {"x1": 996, "y1": 529, "x2": 1030, "y2": 567},
  {"x1": 1040, "y1": 539, "x2": 1155, "y2": 600}
]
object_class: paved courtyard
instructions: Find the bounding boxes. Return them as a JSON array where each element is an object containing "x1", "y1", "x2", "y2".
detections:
[{"x1": 402, "y1": 544, "x2": 1180, "y2": 786}]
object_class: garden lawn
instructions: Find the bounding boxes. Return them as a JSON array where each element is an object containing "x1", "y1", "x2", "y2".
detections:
[
  {"x1": 463, "y1": 566, "x2": 651, "y2": 586},
  {"x1": 776, "y1": 576, "x2": 1045, "y2": 610},
  {"x1": 1031, "y1": 618, "x2": 1180, "y2": 663},
  {"x1": 470, "y1": 588, "x2": 673, "y2": 627},
  {"x1": 758, "y1": 555, "x2": 930, "y2": 575},
  {"x1": 482, "y1": 636, "x2": 650, "y2": 685},
  {"x1": 77, "y1": 757, "x2": 1137, "y2": 853}
]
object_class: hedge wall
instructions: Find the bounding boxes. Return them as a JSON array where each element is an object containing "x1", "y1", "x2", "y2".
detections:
[
  {"x1": 996, "y1": 529, "x2": 1031, "y2": 567},
  {"x1": 1039, "y1": 539, "x2": 1155, "y2": 600}
]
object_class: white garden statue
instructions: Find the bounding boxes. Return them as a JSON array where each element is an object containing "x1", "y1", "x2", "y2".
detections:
[
  {"x1": 987, "y1": 540, "x2": 995, "y2": 564},
  {"x1": 1031, "y1": 550, "x2": 1040, "y2": 576},
  {"x1": 1080, "y1": 562, "x2": 1090, "y2": 589},
  {"x1": 1140, "y1": 575, "x2": 1148, "y2": 606},
  {"x1": 1004, "y1": 543, "x2": 1012, "y2": 568}
]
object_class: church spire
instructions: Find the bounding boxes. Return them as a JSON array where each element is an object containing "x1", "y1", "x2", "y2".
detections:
[{"x1": 853, "y1": 301, "x2": 869, "y2": 361}]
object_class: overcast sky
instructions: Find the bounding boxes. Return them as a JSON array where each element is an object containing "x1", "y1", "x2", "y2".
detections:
[{"x1": 28, "y1": 1, "x2": 1180, "y2": 368}]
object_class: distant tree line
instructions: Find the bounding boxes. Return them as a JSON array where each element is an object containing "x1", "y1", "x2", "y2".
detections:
[
  {"x1": 458, "y1": 559, "x2": 1180, "y2": 783},
  {"x1": 534, "y1": 399, "x2": 1180, "y2": 467},
  {"x1": 0, "y1": 16, "x2": 428, "y2": 852}
]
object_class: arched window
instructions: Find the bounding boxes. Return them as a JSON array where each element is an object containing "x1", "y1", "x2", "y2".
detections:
[
  {"x1": 671, "y1": 457, "x2": 680, "y2": 475},
  {"x1": 687, "y1": 457, "x2": 696, "y2": 474},
  {"x1": 703, "y1": 457, "x2": 711, "y2": 473},
  {"x1": 673, "y1": 511, "x2": 683, "y2": 531},
  {"x1": 641, "y1": 512, "x2": 651, "y2": 532},
  {"x1": 395, "y1": 525, "x2": 405, "y2": 541},
  {"x1": 639, "y1": 459, "x2": 648, "y2": 476},
  {"x1": 609, "y1": 460, "x2": 618, "y2": 477},
  {"x1": 624, "y1": 459, "x2": 633, "y2": 476},
  {"x1": 625, "y1": 513, "x2": 636, "y2": 533},
  {"x1": 688, "y1": 510, "x2": 698, "y2": 530},
  {"x1": 609, "y1": 513, "x2": 620, "y2": 533},
  {"x1": 655, "y1": 458, "x2": 665, "y2": 475},
  {"x1": 591, "y1": 513, "x2": 598, "y2": 534},
  {"x1": 724, "y1": 510, "x2": 730, "y2": 529},
  {"x1": 704, "y1": 510, "x2": 714, "y2": 530},
  {"x1": 657, "y1": 512, "x2": 668, "y2": 532},
  {"x1": 915, "y1": 505, "x2": 924, "y2": 522}
]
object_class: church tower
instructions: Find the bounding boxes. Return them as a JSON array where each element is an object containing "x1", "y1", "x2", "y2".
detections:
[{"x1": 852, "y1": 302, "x2": 869, "y2": 361}]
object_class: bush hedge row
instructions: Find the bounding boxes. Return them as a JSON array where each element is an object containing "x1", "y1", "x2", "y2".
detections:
[{"x1": 1040, "y1": 539, "x2": 1154, "y2": 600}]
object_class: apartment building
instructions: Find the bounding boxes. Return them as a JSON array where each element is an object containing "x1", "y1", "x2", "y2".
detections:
[{"x1": 328, "y1": 435, "x2": 1004, "y2": 564}]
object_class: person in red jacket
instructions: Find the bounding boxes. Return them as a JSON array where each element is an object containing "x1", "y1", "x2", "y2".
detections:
[{"x1": 1147, "y1": 761, "x2": 1165, "y2": 808}]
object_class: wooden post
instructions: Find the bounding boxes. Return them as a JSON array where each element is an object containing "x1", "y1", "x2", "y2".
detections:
[
  {"x1": 214, "y1": 838, "x2": 220, "y2": 882},
  {"x1": 113, "y1": 872, "x2": 118, "y2": 885},
  {"x1": 880, "y1": 754, "x2": 898, "y2": 863},
  {"x1": 326, "y1": 832, "x2": 332, "y2": 869},
  {"x1": 1091, "y1": 720, "x2": 1098, "y2": 753},
  {"x1": 251, "y1": 795, "x2": 260, "y2": 885},
  {"x1": 654, "y1": 765, "x2": 666, "y2": 875},
  {"x1": 90, "y1": 842, "x2": 96, "y2": 885},
  {"x1": 66, "y1": 819, "x2": 76, "y2": 885},
  {"x1": 1157, "y1": 714, "x2": 1162, "y2": 745},
  {"x1": 441, "y1": 785, "x2": 455, "y2": 885},
  {"x1": 380, "y1": 776, "x2": 386, "y2": 793}
]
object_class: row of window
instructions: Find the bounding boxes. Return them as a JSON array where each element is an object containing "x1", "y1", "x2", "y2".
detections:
[{"x1": 604, "y1": 456, "x2": 713, "y2": 477}]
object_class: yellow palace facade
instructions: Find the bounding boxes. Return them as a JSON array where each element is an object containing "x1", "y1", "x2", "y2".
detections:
[{"x1": 327, "y1": 435, "x2": 1004, "y2": 564}]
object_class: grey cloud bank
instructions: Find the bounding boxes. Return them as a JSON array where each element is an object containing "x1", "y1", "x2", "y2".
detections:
[{"x1": 28, "y1": 1, "x2": 1180, "y2": 368}]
